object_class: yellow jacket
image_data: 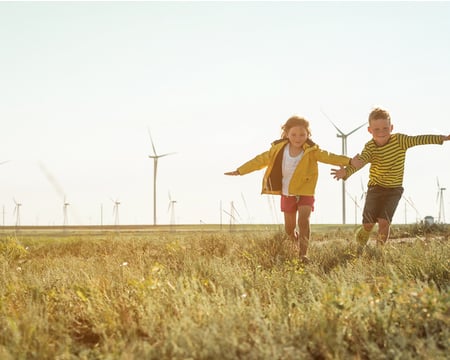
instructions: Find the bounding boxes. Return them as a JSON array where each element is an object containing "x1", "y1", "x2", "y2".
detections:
[{"x1": 237, "y1": 139, "x2": 351, "y2": 196}]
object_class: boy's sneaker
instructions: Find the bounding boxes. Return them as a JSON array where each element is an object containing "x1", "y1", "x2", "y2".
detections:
[{"x1": 355, "y1": 226, "x2": 371, "y2": 247}]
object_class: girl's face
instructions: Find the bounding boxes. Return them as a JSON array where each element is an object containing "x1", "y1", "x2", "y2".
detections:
[
  {"x1": 368, "y1": 118, "x2": 393, "y2": 146},
  {"x1": 287, "y1": 125, "x2": 309, "y2": 149}
]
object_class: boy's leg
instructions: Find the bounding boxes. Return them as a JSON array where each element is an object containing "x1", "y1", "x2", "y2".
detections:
[
  {"x1": 356, "y1": 224, "x2": 374, "y2": 246},
  {"x1": 357, "y1": 186, "x2": 379, "y2": 248},
  {"x1": 297, "y1": 205, "x2": 312, "y2": 257},
  {"x1": 377, "y1": 218, "x2": 390, "y2": 244},
  {"x1": 376, "y1": 186, "x2": 403, "y2": 244}
]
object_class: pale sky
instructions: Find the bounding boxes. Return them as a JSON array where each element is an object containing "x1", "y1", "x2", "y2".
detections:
[{"x1": 1, "y1": 1, "x2": 449, "y2": 226}]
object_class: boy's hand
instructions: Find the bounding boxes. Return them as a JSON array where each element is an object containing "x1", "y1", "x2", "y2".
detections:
[
  {"x1": 442, "y1": 134, "x2": 450, "y2": 141},
  {"x1": 331, "y1": 166, "x2": 346, "y2": 180},
  {"x1": 350, "y1": 154, "x2": 365, "y2": 169}
]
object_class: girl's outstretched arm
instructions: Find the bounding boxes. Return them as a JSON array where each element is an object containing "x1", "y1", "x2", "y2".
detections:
[
  {"x1": 224, "y1": 170, "x2": 240, "y2": 176},
  {"x1": 331, "y1": 166, "x2": 346, "y2": 180}
]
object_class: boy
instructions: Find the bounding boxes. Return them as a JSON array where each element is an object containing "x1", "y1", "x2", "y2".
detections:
[{"x1": 332, "y1": 107, "x2": 450, "y2": 248}]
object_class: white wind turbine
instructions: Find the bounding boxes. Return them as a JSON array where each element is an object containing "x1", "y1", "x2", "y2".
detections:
[
  {"x1": 147, "y1": 129, "x2": 176, "y2": 225},
  {"x1": 402, "y1": 195, "x2": 421, "y2": 224},
  {"x1": 111, "y1": 198, "x2": 120, "y2": 226},
  {"x1": 436, "y1": 178, "x2": 446, "y2": 223},
  {"x1": 63, "y1": 196, "x2": 70, "y2": 226},
  {"x1": 13, "y1": 199, "x2": 21, "y2": 226},
  {"x1": 241, "y1": 192, "x2": 252, "y2": 224},
  {"x1": 346, "y1": 190, "x2": 362, "y2": 225},
  {"x1": 321, "y1": 109, "x2": 367, "y2": 224},
  {"x1": 223, "y1": 201, "x2": 240, "y2": 230},
  {"x1": 168, "y1": 192, "x2": 177, "y2": 228}
]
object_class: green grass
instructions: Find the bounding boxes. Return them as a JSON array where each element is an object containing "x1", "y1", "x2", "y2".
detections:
[{"x1": 0, "y1": 226, "x2": 449, "y2": 359}]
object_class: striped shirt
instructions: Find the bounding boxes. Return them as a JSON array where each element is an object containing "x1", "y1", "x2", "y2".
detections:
[{"x1": 345, "y1": 133, "x2": 443, "y2": 188}]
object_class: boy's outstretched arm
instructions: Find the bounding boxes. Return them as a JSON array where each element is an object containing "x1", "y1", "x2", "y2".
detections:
[
  {"x1": 442, "y1": 134, "x2": 450, "y2": 141},
  {"x1": 349, "y1": 154, "x2": 365, "y2": 169},
  {"x1": 331, "y1": 153, "x2": 366, "y2": 180}
]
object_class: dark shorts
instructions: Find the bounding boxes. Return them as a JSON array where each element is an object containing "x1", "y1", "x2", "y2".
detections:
[
  {"x1": 281, "y1": 195, "x2": 315, "y2": 213},
  {"x1": 362, "y1": 185, "x2": 403, "y2": 224}
]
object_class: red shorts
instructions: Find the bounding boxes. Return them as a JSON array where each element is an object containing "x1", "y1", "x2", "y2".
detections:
[{"x1": 281, "y1": 195, "x2": 315, "y2": 213}]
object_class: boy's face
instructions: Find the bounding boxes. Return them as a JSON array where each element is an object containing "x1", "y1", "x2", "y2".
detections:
[{"x1": 368, "y1": 118, "x2": 393, "y2": 146}]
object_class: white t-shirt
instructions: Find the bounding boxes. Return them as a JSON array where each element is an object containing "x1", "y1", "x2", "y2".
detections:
[{"x1": 282, "y1": 144, "x2": 304, "y2": 196}]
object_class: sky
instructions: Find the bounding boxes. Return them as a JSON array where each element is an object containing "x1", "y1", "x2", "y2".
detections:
[{"x1": 1, "y1": 1, "x2": 449, "y2": 226}]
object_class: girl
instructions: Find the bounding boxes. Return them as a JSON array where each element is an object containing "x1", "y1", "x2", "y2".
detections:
[{"x1": 225, "y1": 116, "x2": 358, "y2": 262}]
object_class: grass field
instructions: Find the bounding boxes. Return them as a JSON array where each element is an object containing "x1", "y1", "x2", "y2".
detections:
[{"x1": 1, "y1": 224, "x2": 449, "y2": 359}]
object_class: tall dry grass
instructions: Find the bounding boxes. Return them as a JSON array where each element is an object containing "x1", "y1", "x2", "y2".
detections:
[{"x1": 0, "y1": 228, "x2": 448, "y2": 359}]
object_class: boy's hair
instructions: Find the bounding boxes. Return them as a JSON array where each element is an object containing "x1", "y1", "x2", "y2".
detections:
[
  {"x1": 281, "y1": 116, "x2": 311, "y2": 139},
  {"x1": 369, "y1": 107, "x2": 391, "y2": 124}
]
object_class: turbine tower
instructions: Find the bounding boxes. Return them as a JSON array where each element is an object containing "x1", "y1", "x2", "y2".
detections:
[
  {"x1": 223, "y1": 201, "x2": 240, "y2": 231},
  {"x1": 168, "y1": 192, "x2": 177, "y2": 228},
  {"x1": 321, "y1": 110, "x2": 366, "y2": 224},
  {"x1": 147, "y1": 129, "x2": 175, "y2": 225},
  {"x1": 112, "y1": 198, "x2": 120, "y2": 226},
  {"x1": 13, "y1": 199, "x2": 21, "y2": 227},
  {"x1": 346, "y1": 190, "x2": 362, "y2": 225},
  {"x1": 436, "y1": 178, "x2": 446, "y2": 223},
  {"x1": 63, "y1": 196, "x2": 70, "y2": 226}
]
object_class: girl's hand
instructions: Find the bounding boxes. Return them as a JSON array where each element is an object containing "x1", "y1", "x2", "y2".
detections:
[
  {"x1": 331, "y1": 166, "x2": 346, "y2": 180},
  {"x1": 224, "y1": 170, "x2": 240, "y2": 176}
]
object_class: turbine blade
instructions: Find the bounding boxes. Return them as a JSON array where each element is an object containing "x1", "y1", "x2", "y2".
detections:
[
  {"x1": 346, "y1": 122, "x2": 367, "y2": 136},
  {"x1": 158, "y1": 152, "x2": 177, "y2": 158},
  {"x1": 222, "y1": 209, "x2": 236, "y2": 221},
  {"x1": 147, "y1": 128, "x2": 158, "y2": 156},
  {"x1": 320, "y1": 109, "x2": 344, "y2": 135},
  {"x1": 38, "y1": 162, "x2": 66, "y2": 199}
]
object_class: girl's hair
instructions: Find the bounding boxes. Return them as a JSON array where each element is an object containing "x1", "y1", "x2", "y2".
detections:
[
  {"x1": 281, "y1": 116, "x2": 311, "y2": 139},
  {"x1": 368, "y1": 107, "x2": 391, "y2": 124}
]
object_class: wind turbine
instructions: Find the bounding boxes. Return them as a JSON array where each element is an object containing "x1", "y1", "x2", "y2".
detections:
[
  {"x1": 241, "y1": 192, "x2": 252, "y2": 224},
  {"x1": 346, "y1": 190, "x2": 362, "y2": 225},
  {"x1": 13, "y1": 199, "x2": 21, "y2": 227},
  {"x1": 147, "y1": 129, "x2": 176, "y2": 225},
  {"x1": 223, "y1": 201, "x2": 240, "y2": 231},
  {"x1": 111, "y1": 198, "x2": 120, "y2": 226},
  {"x1": 321, "y1": 109, "x2": 367, "y2": 224},
  {"x1": 168, "y1": 191, "x2": 177, "y2": 227},
  {"x1": 436, "y1": 178, "x2": 446, "y2": 223},
  {"x1": 63, "y1": 196, "x2": 70, "y2": 226},
  {"x1": 402, "y1": 195, "x2": 421, "y2": 224}
]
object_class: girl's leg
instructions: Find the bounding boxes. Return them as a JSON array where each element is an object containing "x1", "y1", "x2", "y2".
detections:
[
  {"x1": 297, "y1": 205, "x2": 312, "y2": 257},
  {"x1": 284, "y1": 211, "x2": 297, "y2": 240}
]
